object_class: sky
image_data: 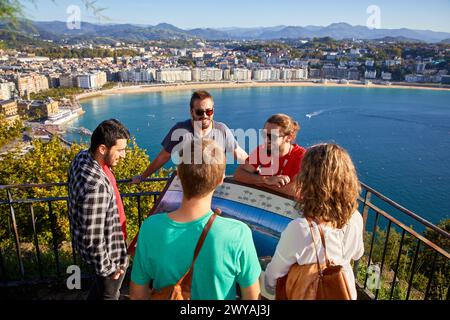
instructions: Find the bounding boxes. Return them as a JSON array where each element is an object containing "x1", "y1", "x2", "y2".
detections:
[{"x1": 22, "y1": 0, "x2": 450, "y2": 32}]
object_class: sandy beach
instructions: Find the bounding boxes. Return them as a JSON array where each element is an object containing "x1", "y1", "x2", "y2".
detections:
[{"x1": 76, "y1": 81, "x2": 450, "y2": 101}]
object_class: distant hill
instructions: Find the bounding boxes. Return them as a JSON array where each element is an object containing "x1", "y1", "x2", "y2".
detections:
[
  {"x1": 2, "y1": 20, "x2": 450, "y2": 43},
  {"x1": 372, "y1": 36, "x2": 425, "y2": 43}
]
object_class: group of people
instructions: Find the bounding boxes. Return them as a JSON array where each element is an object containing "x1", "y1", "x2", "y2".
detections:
[{"x1": 67, "y1": 90, "x2": 364, "y2": 300}]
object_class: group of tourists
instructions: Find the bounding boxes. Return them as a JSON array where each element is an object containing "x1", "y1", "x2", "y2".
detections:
[{"x1": 67, "y1": 90, "x2": 364, "y2": 300}]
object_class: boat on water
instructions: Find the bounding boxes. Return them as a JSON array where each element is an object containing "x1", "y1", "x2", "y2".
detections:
[{"x1": 44, "y1": 108, "x2": 82, "y2": 125}]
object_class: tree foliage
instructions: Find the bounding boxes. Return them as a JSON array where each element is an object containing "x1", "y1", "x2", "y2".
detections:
[
  {"x1": 0, "y1": 114, "x2": 23, "y2": 149},
  {"x1": 356, "y1": 219, "x2": 449, "y2": 300},
  {"x1": 30, "y1": 47, "x2": 139, "y2": 59},
  {"x1": 30, "y1": 87, "x2": 83, "y2": 101},
  {"x1": 0, "y1": 137, "x2": 171, "y2": 280}
]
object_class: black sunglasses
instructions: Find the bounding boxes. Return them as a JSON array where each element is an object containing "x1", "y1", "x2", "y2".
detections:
[
  {"x1": 265, "y1": 132, "x2": 285, "y2": 141},
  {"x1": 194, "y1": 108, "x2": 214, "y2": 117}
]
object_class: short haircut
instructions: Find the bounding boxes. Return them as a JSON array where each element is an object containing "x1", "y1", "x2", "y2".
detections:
[
  {"x1": 89, "y1": 119, "x2": 130, "y2": 153},
  {"x1": 190, "y1": 90, "x2": 213, "y2": 109},
  {"x1": 177, "y1": 139, "x2": 225, "y2": 200},
  {"x1": 295, "y1": 143, "x2": 361, "y2": 229},
  {"x1": 266, "y1": 114, "x2": 300, "y2": 140}
]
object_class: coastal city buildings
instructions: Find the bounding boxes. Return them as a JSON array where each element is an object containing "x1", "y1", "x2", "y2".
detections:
[
  {"x1": 156, "y1": 68, "x2": 192, "y2": 83},
  {"x1": 0, "y1": 81, "x2": 16, "y2": 100},
  {"x1": 15, "y1": 74, "x2": 49, "y2": 97},
  {"x1": 0, "y1": 37, "x2": 449, "y2": 134},
  {"x1": 0, "y1": 99, "x2": 20, "y2": 124}
]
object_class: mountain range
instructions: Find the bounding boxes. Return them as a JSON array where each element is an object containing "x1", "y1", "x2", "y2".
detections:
[{"x1": 2, "y1": 21, "x2": 450, "y2": 43}]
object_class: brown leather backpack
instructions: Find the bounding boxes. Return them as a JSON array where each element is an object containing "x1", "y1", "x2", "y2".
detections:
[
  {"x1": 150, "y1": 213, "x2": 217, "y2": 300},
  {"x1": 275, "y1": 219, "x2": 352, "y2": 300}
]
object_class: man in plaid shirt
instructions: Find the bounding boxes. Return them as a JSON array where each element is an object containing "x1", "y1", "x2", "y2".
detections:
[{"x1": 68, "y1": 119, "x2": 130, "y2": 300}]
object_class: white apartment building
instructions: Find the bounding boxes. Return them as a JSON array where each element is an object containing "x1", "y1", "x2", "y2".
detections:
[
  {"x1": 223, "y1": 69, "x2": 231, "y2": 81},
  {"x1": 156, "y1": 68, "x2": 192, "y2": 83},
  {"x1": 59, "y1": 74, "x2": 78, "y2": 88},
  {"x1": 77, "y1": 71, "x2": 107, "y2": 89},
  {"x1": 120, "y1": 69, "x2": 156, "y2": 82},
  {"x1": 381, "y1": 72, "x2": 392, "y2": 81},
  {"x1": 364, "y1": 70, "x2": 377, "y2": 79},
  {"x1": 280, "y1": 68, "x2": 308, "y2": 80},
  {"x1": 252, "y1": 69, "x2": 281, "y2": 81},
  {"x1": 0, "y1": 82, "x2": 16, "y2": 100},
  {"x1": 191, "y1": 68, "x2": 223, "y2": 82},
  {"x1": 385, "y1": 58, "x2": 402, "y2": 67},
  {"x1": 190, "y1": 51, "x2": 205, "y2": 59},
  {"x1": 232, "y1": 68, "x2": 252, "y2": 82},
  {"x1": 16, "y1": 74, "x2": 49, "y2": 97}
]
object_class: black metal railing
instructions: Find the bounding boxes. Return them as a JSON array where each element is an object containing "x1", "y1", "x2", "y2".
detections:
[
  {"x1": 354, "y1": 182, "x2": 449, "y2": 300},
  {"x1": 0, "y1": 177, "x2": 169, "y2": 287},
  {"x1": 0, "y1": 178, "x2": 449, "y2": 300}
]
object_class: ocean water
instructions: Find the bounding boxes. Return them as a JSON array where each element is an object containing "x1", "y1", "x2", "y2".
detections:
[{"x1": 68, "y1": 86, "x2": 450, "y2": 226}]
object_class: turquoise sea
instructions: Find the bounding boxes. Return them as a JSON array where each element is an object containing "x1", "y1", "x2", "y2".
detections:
[{"x1": 67, "y1": 86, "x2": 450, "y2": 227}]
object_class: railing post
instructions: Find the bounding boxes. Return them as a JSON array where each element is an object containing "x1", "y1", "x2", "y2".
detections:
[
  {"x1": 66, "y1": 200, "x2": 77, "y2": 266},
  {"x1": 364, "y1": 212, "x2": 379, "y2": 290},
  {"x1": 424, "y1": 250, "x2": 438, "y2": 300},
  {"x1": 7, "y1": 190, "x2": 25, "y2": 280},
  {"x1": 137, "y1": 196, "x2": 142, "y2": 227},
  {"x1": 48, "y1": 201, "x2": 61, "y2": 277},
  {"x1": 375, "y1": 220, "x2": 392, "y2": 300},
  {"x1": 406, "y1": 240, "x2": 421, "y2": 300},
  {"x1": 30, "y1": 204, "x2": 43, "y2": 280},
  {"x1": 362, "y1": 190, "x2": 372, "y2": 231},
  {"x1": 390, "y1": 229, "x2": 406, "y2": 300}
]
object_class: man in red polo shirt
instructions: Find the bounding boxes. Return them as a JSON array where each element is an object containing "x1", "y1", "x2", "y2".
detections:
[{"x1": 234, "y1": 114, "x2": 306, "y2": 196}]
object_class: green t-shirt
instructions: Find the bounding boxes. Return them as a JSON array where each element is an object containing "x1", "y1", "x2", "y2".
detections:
[{"x1": 131, "y1": 210, "x2": 261, "y2": 300}]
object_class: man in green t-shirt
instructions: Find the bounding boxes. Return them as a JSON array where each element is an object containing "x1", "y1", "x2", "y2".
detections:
[{"x1": 130, "y1": 139, "x2": 261, "y2": 300}]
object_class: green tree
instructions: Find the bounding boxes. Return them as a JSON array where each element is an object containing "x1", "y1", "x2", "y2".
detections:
[
  {"x1": 0, "y1": 0, "x2": 108, "y2": 25},
  {"x1": 420, "y1": 219, "x2": 450, "y2": 300},
  {"x1": 0, "y1": 137, "x2": 171, "y2": 280},
  {"x1": 0, "y1": 114, "x2": 23, "y2": 149},
  {"x1": 30, "y1": 87, "x2": 83, "y2": 101}
]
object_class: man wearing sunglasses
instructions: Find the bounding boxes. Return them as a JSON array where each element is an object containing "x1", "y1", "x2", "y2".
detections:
[{"x1": 132, "y1": 90, "x2": 247, "y2": 183}]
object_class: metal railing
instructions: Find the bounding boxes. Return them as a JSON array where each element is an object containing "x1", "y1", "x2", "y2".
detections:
[
  {"x1": 0, "y1": 178, "x2": 449, "y2": 300},
  {"x1": 354, "y1": 182, "x2": 449, "y2": 300},
  {"x1": 0, "y1": 177, "x2": 170, "y2": 288}
]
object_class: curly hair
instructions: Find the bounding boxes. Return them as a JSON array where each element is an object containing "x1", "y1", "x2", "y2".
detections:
[{"x1": 295, "y1": 143, "x2": 361, "y2": 229}]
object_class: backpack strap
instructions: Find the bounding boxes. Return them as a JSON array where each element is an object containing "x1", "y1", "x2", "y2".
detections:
[
  {"x1": 316, "y1": 223, "x2": 331, "y2": 267},
  {"x1": 307, "y1": 219, "x2": 331, "y2": 272},
  {"x1": 175, "y1": 212, "x2": 217, "y2": 285},
  {"x1": 307, "y1": 219, "x2": 322, "y2": 274}
]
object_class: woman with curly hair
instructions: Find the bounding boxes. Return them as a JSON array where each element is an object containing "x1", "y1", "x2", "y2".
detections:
[{"x1": 264, "y1": 143, "x2": 364, "y2": 300}]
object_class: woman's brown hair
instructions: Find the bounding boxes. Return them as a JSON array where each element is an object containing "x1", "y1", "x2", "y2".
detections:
[{"x1": 295, "y1": 143, "x2": 361, "y2": 229}]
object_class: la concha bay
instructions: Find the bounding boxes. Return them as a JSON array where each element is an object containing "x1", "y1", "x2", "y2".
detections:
[{"x1": 67, "y1": 85, "x2": 450, "y2": 227}]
